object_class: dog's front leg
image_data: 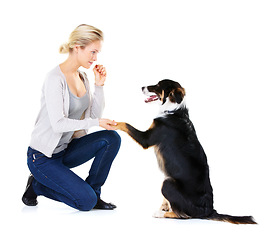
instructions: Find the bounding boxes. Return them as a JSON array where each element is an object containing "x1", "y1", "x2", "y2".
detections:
[{"x1": 116, "y1": 122, "x2": 156, "y2": 149}]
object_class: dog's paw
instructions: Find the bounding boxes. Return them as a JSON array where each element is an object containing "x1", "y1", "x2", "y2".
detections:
[
  {"x1": 160, "y1": 202, "x2": 170, "y2": 212},
  {"x1": 115, "y1": 122, "x2": 128, "y2": 132},
  {"x1": 153, "y1": 210, "x2": 165, "y2": 218}
]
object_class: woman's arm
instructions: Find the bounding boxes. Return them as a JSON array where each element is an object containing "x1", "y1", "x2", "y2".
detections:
[
  {"x1": 90, "y1": 85, "x2": 105, "y2": 119},
  {"x1": 90, "y1": 65, "x2": 107, "y2": 118}
]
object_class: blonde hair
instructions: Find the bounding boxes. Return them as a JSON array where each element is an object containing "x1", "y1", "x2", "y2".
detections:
[{"x1": 59, "y1": 24, "x2": 104, "y2": 54}]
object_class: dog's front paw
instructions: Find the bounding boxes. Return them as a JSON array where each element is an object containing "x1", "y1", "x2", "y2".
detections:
[
  {"x1": 153, "y1": 210, "x2": 165, "y2": 218},
  {"x1": 115, "y1": 122, "x2": 128, "y2": 132}
]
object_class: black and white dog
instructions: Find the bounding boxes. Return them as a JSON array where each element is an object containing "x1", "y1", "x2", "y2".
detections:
[{"x1": 116, "y1": 79, "x2": 256, "y2": 224}]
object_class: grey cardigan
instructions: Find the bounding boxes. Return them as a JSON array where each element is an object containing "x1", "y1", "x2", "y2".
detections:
[{"x1": 30, "y1": 65, "x2": 105, "y2": 157}]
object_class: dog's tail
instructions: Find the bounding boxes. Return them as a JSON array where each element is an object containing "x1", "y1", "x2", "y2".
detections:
[{"x1": 208, "y1": 210, "x2": 257, "y2": 224}]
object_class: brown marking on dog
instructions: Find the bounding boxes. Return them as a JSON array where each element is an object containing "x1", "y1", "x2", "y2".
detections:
[
  {"x1": 115, "y1": 122, "x2": 129, "y2": 132},
  {"x1": 164, "y1": 211, "x2": 179, "y2": 219},
  {"x1": 179, "y1": 87, "x2": 186, "y2": 96},
  {"x1": 148, "y1": 121, "x2": 156, "y2": 130},
  {"x1": 160, "y1": 197, "x2": 171, "y2": 212},
  {"x1": 154, "y1": 146, "x2": 166, "y2": 173},
  {"x1": 161, "y1": 90, "x2": 165, "y2": 103},
  {"x1": 168, "y1": 88, "x2": 186, "y2": 103}
]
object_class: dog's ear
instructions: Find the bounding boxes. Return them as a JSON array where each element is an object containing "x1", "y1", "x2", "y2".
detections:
[{"x1": 169, "y1": 88, "x2": 185, "y2": 104}]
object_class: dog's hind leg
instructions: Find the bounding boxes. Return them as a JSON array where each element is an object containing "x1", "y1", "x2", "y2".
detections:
[
  {"x1": 153, "y1": 197, "x2": 172, "y2": 218},
  {"x1": 154, "y1": 178, "x2": 198, "y2": 219},
  {"x1": 153, "y1": 178, "x2": 188, "y2": 219},
  {"x1": 153, "y1": 209, "x2": 179, "y2": 219},
  {"x1": 154, "y1": 211, "x2": 179, "y2": 219},
  {"x1": 161, "y1": 178, "x2": 193, "y2": 219},
  {"x1": 162, "y1": 178, "x2": 213, "y2": 219},
  {"x1": 153, "y1": 207, "x2": 186, "y2": 219}
]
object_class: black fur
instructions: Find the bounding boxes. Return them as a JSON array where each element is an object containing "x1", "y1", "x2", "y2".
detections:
[{"x1": 119, "y1": 79, "x2": 256, "y2": 224}]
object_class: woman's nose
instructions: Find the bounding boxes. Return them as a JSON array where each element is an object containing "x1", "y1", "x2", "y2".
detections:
[{"x1": 92, "y1": 55, "x2": 97, "y2": 61}]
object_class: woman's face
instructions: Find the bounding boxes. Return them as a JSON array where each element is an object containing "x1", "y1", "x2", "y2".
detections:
[{"x1": 77, "y1": 40, "x2": 102, "y2": 69}]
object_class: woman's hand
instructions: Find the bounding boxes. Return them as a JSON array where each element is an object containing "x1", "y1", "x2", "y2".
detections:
[
  {"x1": 99, "y1": 119, "x2": 117, "y2": 130},
  {"x1": 93, "y1": 64, "x2": 107, "y2": 86}
]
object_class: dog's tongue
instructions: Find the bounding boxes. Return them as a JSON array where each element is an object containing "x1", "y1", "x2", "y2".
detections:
[{"x1": 145, "y1": 95, "x2": 158, "y2": 103}]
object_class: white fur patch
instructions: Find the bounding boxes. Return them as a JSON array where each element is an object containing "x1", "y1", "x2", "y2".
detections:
[
  {"x1": 157, "y1": 96, "x2": 186, "y2": 117},
  {"x1": 142, "y1": 87, "x2": 152, "y2": 96},
  {"x1": 153, "y1": 210, "x2": 166, "y2": 218}
]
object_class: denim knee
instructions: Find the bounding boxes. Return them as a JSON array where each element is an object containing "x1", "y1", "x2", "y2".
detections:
[
  {"x1": 76, "y1": 189, "x2": 97, "y2": 211},
  {"x1": 105, "y1": 130, "x2": 121, "y2": 147}
]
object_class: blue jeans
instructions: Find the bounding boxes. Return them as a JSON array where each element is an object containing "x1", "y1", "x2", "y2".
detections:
[{"x1": 27, "y1": 130, "x2": 121, "y2": 211}]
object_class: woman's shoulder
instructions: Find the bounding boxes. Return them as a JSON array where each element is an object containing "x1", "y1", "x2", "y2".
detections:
[
  {"x1": 46, "y1": 65, "x2": 65, "y2": 79},
  {"x1": 43, "y1": 65, "x2": 66, "y2": 89}
]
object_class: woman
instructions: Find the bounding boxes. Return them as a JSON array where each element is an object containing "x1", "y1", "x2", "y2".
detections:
[{"x1": 22, "y1": 24, "x2": 121, "y2": 211}]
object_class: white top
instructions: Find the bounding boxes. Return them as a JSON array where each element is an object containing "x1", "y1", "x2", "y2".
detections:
[{"x1": 30, "y1": 65, "x2": 105, "y2": 157}]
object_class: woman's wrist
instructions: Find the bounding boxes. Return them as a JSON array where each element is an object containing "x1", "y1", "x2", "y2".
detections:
[
  {"x1": 99, "y1": 118, "x2": 117, "y2": 130},
  {"x1": 95, "y1": 83, "x2": 104, "y2": 87}
]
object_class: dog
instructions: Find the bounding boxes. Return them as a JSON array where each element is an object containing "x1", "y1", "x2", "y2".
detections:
[{"x1": 115, "y1": 79, "x2": 256, "y2": 224}]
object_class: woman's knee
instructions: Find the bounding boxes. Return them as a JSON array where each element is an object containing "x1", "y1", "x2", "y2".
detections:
[
  {"x1": 75, "y1": 187, "x2": 97, "y2": 211},
  {"x1": 76, "y1": 194, "x2": 97, "y2": 211},
  {"x1": 109, "y1": 130, "x2": 121, "y2": 146},
  {"x1": 101, "y1": 130, "x2": 121, "y2": 148}
]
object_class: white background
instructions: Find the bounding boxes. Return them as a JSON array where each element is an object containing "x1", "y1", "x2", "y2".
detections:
[{"x1": 0, "y1": 0, "x2": 270, "y2": 239}]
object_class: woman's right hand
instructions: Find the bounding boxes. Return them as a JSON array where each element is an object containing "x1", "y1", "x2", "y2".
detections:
[{"x1": 99, "y1": 119, "x2": 117, "y2": 130}]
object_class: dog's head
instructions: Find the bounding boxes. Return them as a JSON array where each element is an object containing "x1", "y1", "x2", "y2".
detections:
[{"x1": 142, "y1": 79, "x2": 186, "y2": 113}]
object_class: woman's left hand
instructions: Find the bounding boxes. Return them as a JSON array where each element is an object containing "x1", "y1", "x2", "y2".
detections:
[{"x1": 93, "y1": 64, "x2": 107, "y2": 86}]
